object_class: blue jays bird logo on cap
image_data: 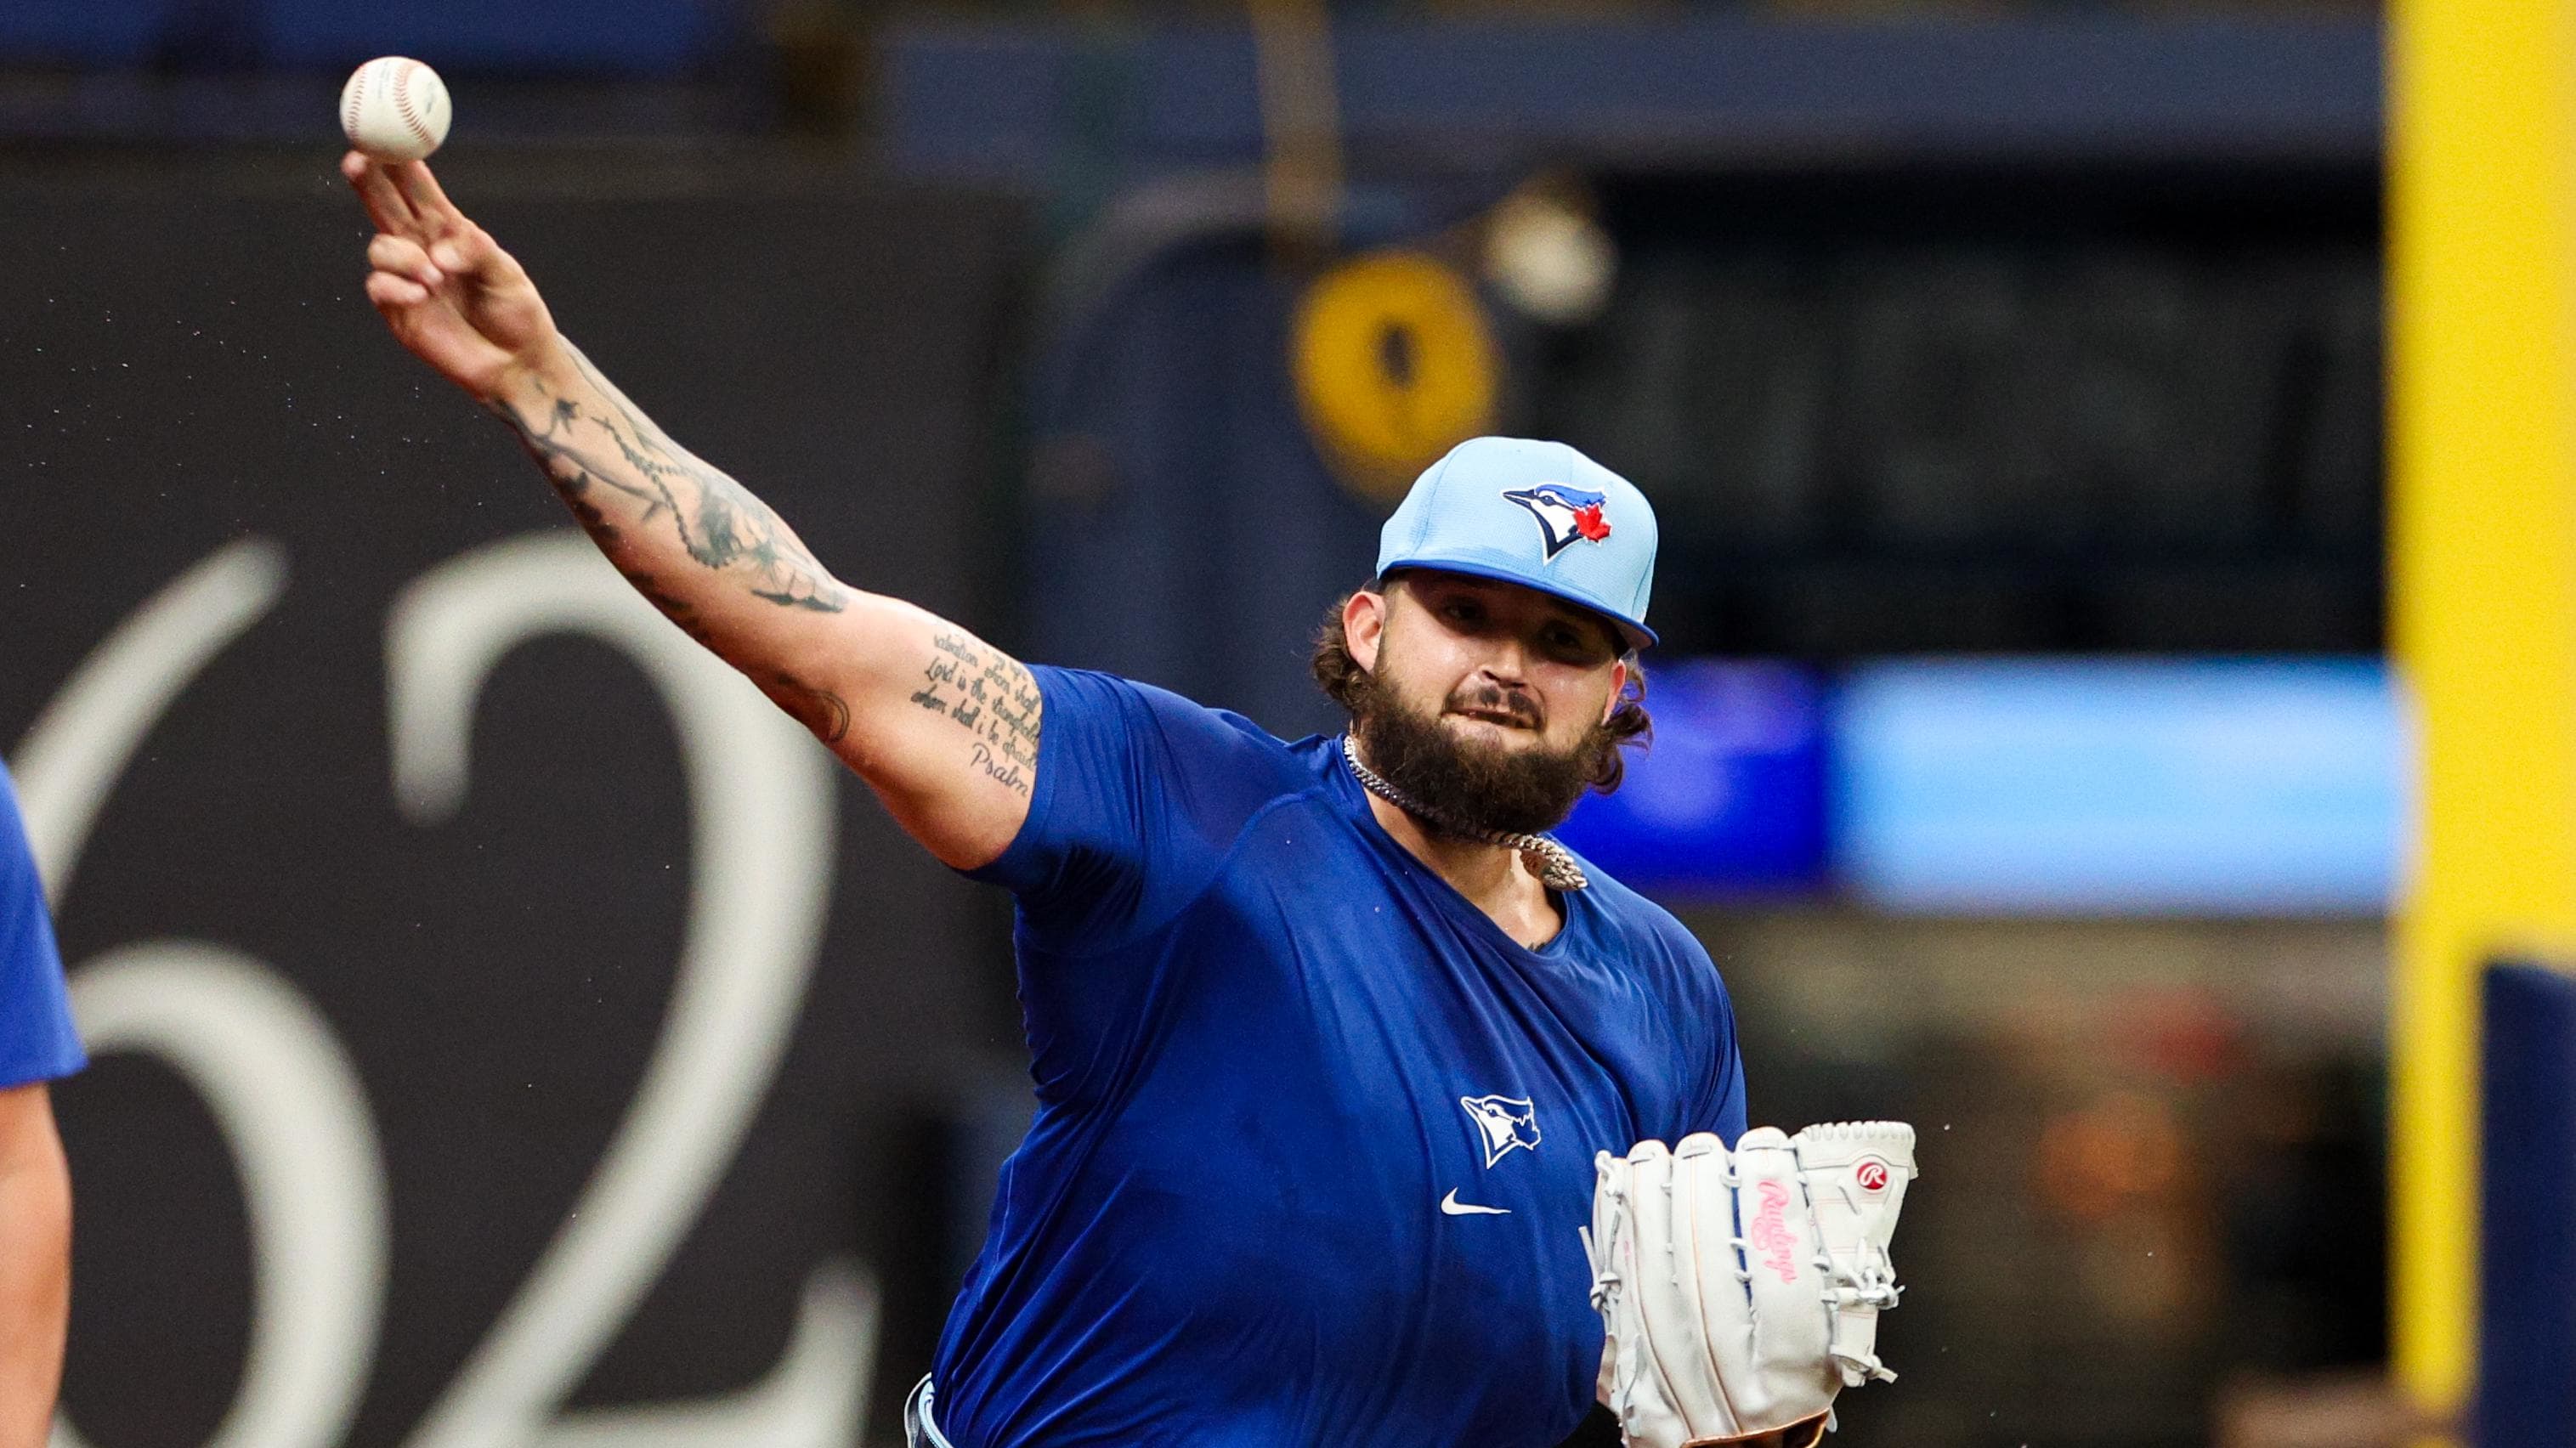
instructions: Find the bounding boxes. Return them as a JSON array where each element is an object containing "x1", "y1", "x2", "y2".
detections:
[
  {"x1": 1379, "y1": 438, "x2": 1661, "y2": 648},
  {"x1": 1459, "y1": 1094, "x2": 1542, "y2": 1167},
  {"x1": 1501, "y1": 484, "x2": 1613, "y2": 562}
]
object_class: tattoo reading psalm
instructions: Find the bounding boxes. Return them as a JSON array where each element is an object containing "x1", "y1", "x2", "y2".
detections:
[
  {"x1": 907, "y1": 631, "x2": 1040, "y2": 795},
  {"x1": 505, "y1": 354, "x2": 850, "y2": 614}
]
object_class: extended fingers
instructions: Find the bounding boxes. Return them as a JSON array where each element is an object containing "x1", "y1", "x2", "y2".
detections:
[
  {"x1": 387, "y1": 160, "x2": 465, "y2": 231},
  {"x1": 342, "y1": 151, "x2": 418, "y2": 235},
  {"x1": 365, "y1": 269, "x2": 430, "y2": 309},
  {"x1": 425, "y1": 227, "x2": 516, "y2": 290},
  {"x1": 343, "y1": 155, "x2": 473, "y2": 246},
  {"x1": 367, "y1": 233, "x2": 443, "y2": 288}
]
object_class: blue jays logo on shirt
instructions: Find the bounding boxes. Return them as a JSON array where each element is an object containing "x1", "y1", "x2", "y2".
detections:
[
  {"x1": 1459, "y1": 1094, "x2": 1541, "y2": 1167},
  {"x1": 1501, "y1": 484, "x2": 1613, "y2": 562}
]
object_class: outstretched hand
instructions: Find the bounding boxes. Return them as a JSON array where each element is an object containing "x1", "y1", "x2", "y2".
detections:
[{"x1": 343, "y1": 150, "x2": 562, "y2": 408}]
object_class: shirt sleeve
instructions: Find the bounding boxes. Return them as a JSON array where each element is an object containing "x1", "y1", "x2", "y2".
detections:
[
  {"x1": 1676, "y1": 932, "x2": 1747, "y2": 1146},
  {"x1": 0, "y1": 765, "x2": 83, "y2": 1089},
  {"x1": 964, "y1": 667, "x2": 1298, "y2": 956},
  {"x1": 1701, "y1": 1036, "x2": 1748, "y2": 1147}
]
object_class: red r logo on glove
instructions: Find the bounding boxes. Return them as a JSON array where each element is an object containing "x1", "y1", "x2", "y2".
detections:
[{"x1": 1855, "y1": 1160, "x2": 1890, "y2": 1193}]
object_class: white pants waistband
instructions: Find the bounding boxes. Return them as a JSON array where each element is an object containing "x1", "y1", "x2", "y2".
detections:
[{"x1": 904, "y1": 1374, "x2": 955, "y2": 1448}]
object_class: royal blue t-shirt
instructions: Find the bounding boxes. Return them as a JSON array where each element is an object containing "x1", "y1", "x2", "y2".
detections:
[
  {"x1": 934, "y1": 668, "x2": 1745, "y2": 1448},
  {"x1": 0, "y1": 763, "x2": 84, "y2": 1089}
]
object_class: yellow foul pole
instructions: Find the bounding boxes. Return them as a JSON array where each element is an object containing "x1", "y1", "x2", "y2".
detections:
[{"x1": 2388, "y1": 0, "x2": 2576, "y2": 1432}]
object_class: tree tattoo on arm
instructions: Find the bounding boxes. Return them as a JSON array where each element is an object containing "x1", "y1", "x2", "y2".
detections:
[
  {"x1": 905, "y1": 631, "x2": 1042, "y2": 796},
  {"x1": 499, "y1": 342, "x2": 850, "y2": 615}
]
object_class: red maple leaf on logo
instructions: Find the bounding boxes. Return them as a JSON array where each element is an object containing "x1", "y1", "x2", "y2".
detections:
[{"x1": 1571, "y1": 504, "x2": 1611, "y2": 543}]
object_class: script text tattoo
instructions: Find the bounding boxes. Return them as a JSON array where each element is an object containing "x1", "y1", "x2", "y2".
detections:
[{"x1": 906, "y1": 631, "x2": 1039, "y2": 796}]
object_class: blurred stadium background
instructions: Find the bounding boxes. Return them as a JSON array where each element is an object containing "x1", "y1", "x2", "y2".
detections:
[{"x1": 8, "y1": 0, "x2": 2569, "y2": 1444}]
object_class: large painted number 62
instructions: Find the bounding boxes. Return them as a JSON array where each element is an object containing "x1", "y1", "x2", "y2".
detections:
[{"x1": 15, "y1": 534, "x2": 875, "y2": 1448}]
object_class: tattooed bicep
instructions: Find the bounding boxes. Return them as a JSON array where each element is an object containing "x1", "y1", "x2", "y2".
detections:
[{"x1": 902, "y1": 631, "x2": 1042, "y2": 798}]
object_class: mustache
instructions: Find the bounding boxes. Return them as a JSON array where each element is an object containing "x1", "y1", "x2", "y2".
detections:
[
  {"x1": 1350, "y1": 671, "x2": 1605, "y2": 838},
  {"x1": 1445, "y1": 682, "x2": 1543, "y2": 730}
]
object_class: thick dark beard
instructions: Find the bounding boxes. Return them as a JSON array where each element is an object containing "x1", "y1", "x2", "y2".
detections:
[{"x1": 1347, "y1": 668, "x2": 1611, "y2": 838}]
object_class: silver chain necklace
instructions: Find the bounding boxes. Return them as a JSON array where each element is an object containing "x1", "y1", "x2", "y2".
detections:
[{"x1": 1340, "y1": 736, "x2": 1588, "y2": 891}]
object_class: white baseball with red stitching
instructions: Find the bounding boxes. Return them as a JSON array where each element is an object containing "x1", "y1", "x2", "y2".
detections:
[{"x1": 339, "y1": 56, "x2": 451, "y2": 162}]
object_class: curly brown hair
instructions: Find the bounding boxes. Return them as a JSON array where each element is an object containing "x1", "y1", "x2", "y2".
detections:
[{"x1": 1310, "y1": 581, "x2": 1652, "y2": 795}]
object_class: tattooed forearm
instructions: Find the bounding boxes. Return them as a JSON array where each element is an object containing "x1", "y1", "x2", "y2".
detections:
[
  {"x1": 758, "y1": 671, "x2": 853, "y2": 744},
  {"x1": 612, "y1": 564, "x2": 715, "y2": 647},
  {"x1": 484, "y1": 347, "x2": 1038, "y2": 846},
  {"x1": 906, "y1": 631, "x2": 1041, "y2": 795},
  {"x1": 501, "y1": 342, "x2": 849, "y2": 615}
]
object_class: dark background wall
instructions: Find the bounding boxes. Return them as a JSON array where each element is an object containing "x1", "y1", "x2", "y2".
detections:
[{"x1": 1, "y1": 161, "x2": 1028, "y2": 1447}]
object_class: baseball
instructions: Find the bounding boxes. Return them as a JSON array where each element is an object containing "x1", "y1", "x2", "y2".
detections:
[{"x1": 340, "y1": 57, "x2": 450, "y2": 162}]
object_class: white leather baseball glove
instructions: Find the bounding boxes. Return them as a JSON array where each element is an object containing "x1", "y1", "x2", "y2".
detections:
[{"x1": 1582, "y1": 1122, "x2": 1916, "y2": 1448}]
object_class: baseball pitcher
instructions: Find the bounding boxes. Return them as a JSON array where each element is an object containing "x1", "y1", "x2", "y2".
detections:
[{"x1": 343, "y1": 150, "x2": 1914, "y2": 1448}]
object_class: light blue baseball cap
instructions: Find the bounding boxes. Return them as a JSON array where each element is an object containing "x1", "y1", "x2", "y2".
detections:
[{"x1": 1375, "y1": 436, "x2": 1659, "y2": 650}]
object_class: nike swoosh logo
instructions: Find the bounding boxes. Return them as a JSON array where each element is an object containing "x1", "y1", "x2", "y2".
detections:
[{"x1": 1441, "y1": 1188, "x2": 1509, "y2": 1216}]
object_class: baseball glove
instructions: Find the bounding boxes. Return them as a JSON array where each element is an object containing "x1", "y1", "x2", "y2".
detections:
[{"x1": 1581, "y1": 1122, "x2": 1916, "y2": 1448}]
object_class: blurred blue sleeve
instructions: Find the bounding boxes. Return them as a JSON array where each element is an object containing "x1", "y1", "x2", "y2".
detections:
[
  {"x1": 1694, "y1": 1008, "x2": 1747, "y2": 1147},
  {"x1": 1676, "y1": 930, "x2": 1747, "y2": 1145},
  {"x1": 0, "y1": 764, "x2": 83, "y2": 1089},
  {"x1": 1706, "y1": 1039, "x2": 1747, "y2": 1147}
]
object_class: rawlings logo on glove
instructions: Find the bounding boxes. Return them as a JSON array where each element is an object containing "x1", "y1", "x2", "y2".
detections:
[{"x1": 1582, "y1": 1122, "x2": 1917, "y2": 1448}]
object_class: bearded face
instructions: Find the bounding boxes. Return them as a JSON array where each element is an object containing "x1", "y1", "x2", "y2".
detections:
[{"x1": 1344, "y1": 577, "x2": 1627, "y2": 839}]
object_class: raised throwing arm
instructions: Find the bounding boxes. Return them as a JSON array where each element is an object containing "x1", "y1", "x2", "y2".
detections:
[{"x1": 343, "y1": 153, "x2": 1037, "y2": 868}]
